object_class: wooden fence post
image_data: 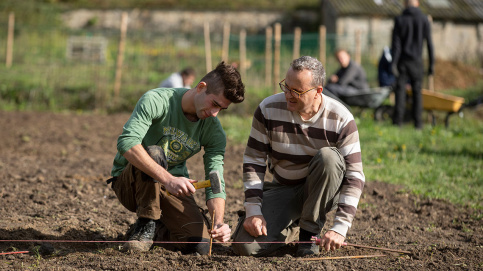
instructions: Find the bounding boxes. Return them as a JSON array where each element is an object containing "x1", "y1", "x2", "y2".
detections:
[
  {"x1": 204, "y1": 22, "x2": 212, "y2": 73},
  {"x1": 265, "y1": 26, "x2": 273, "y2": 87},
  {"x1": 293, "y1": 27, "x2": 301, "y2": 60},
  {"x1": 239, "y1": 29, "x2": 247, "y2": 80},
  {"x1": 113, "y1": 12, "x2": 128, "y2": 105},
  {"x1": 428, "y1": 15, "x2": 434, "y2": 92},
  {"x1": 6, "y1": 12, "x2": 15, "y2": 68},
  {"x1": 222, "y1": 23, "x2": 230, "y2": 63},
  {"x1": 319, "y1": 25, "x2": 326, "y2": 65},
  {"x1": 273, "y1": 23, "x2": 281, "y2": 94},
  {"x1": 355, "y1": 29, "x2": 362, "y2": 65}
]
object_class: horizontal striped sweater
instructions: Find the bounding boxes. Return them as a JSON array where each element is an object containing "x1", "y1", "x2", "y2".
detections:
[{"x1": 243, "y1": 93, "x2": 365, "y2": 237}]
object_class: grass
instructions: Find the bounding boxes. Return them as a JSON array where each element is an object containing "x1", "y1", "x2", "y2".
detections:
[{"x1": 219, "y1": 86, "x2": 483, "y2": 209}]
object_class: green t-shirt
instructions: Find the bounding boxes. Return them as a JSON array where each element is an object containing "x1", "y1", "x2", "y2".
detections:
[{"x1": 111, "y1": 88, "x2": 226, "y2": 200}]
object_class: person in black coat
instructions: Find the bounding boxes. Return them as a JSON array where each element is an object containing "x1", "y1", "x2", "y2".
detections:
[{"x1": 391, "y1": 0, "x2": 434, "y2": 129}]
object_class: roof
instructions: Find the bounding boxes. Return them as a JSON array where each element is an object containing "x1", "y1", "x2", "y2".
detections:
[{"x1": 325, "y1": 0, "x2": 483, "y2": 23}]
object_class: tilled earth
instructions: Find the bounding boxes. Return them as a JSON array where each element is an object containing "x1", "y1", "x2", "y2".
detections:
[{"x1": 0, "y1": 111, "x2": 481, "y2": 270}]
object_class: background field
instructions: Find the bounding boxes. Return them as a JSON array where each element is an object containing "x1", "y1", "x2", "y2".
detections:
[{"x1": 0, "y1": 0, "x2": 482, "y2": 269}]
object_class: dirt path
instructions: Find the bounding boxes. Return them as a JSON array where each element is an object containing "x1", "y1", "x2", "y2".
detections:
[{"x1": 0, "y1": 111, "x2": 481, "y2": 270}]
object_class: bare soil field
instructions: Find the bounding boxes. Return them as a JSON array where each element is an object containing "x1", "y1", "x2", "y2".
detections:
[{"x1": 0, "y1": 111, "x2": 481, "y2": 270}]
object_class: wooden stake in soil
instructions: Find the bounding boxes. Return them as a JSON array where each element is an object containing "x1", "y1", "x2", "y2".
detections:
[
  {"x1": 209, "y1": 209, "x2": 216, "y2": 257},
  {"x1": 344, "y1": 242, "x2": 411, "y2": 254},
  {"x1": 311, "y1": 237, "x2": 412, "y2": 254},
  {"x1": 300, "y1": 254, "x2": 387, "y2": 261},
  {"x1": 0, "y1": 251, "x2": 29, "y2": 256}
]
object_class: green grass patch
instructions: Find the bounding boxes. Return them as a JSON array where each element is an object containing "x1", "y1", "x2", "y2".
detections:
[{"x1": 359, "y1": 109, "x2": 482, "y2": 209}]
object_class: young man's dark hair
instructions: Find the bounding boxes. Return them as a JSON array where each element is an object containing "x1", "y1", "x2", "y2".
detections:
[{"x1": 202, "y1": 61, "x2": 245, "y2": 104}]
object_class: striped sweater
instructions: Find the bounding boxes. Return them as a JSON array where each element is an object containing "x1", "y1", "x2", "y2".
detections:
[{"x1": 243, "y1": 93, "x2": 365, "y2": 237}]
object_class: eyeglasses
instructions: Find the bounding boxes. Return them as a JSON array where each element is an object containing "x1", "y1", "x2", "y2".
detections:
[{"x1": 279, "y1": 79, "x2": 317, "y2": 99}]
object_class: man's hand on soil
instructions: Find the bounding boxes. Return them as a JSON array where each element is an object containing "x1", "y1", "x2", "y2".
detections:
[
  {"x1": 320, "y1": 230, "x2": 345, "y2": 251},
  {"x1": 210, "y1": 223, "x2": 231, "y2": 243},
  {"x1": 243, "y1": 215, "x2": 267, "y2": 238}
]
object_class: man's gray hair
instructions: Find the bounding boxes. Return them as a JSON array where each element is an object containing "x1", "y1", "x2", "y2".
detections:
[{"x1": 290, "y1": 56, "x2": 326, "y2": 87}]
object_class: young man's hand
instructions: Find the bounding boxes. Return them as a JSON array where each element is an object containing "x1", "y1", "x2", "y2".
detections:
[
  {"x1": 210, "y1": 223, "x2": 231, "y2": 243},
  {"x1": 164, "y1": 177, "x2": 196, "y2": 197}
]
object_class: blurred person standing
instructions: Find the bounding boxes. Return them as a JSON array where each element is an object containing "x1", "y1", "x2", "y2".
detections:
[
  {"x1": 159, "y1": 67, "x2": 196, "y2": 89},
  {"x1": 391, "y1": 0, "x2": 434, "y2": 129}
]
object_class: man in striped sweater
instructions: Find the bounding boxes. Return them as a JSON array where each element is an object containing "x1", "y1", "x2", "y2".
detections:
[{"x1": 232, "y1": 56, "x2": 365, "y2": 257}]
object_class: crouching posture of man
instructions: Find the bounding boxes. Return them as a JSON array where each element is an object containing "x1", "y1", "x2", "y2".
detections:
[
  {"x1": 108, "y1": 62, "x2": 245, "y2": 254},
  {"x1": 232, "y1": 56, "x2": 365, "y2": 257}
]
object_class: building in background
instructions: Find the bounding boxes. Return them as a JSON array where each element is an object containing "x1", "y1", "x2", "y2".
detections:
[{"x1": 321, "y1": 0, "x2": 483, "y2": 64}]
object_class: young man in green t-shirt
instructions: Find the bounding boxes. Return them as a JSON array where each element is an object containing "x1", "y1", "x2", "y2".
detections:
[{"x1": 109, "y1": 62, "x2": 245, "y2": 254}]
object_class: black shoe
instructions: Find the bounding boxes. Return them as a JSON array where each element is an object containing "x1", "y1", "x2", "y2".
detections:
[
  {"x1": 296, "y1": 228, "x2": 320, "y2": 257},
  {"x1": 123, "y1": 218, "x2": 156, "y2": 252}
]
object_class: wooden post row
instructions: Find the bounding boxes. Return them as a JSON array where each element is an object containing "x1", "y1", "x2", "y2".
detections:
[
  {"x1": 427, "y1": 15, "x2": 434, "y2": 91},
  {"x1": 6, "y1": 12, "x2": 15, "y2": 68},
  {"x1": 319, "y1": 25, "x2": 326, "y2": 66},
  {"x1": 265, "y1": 27, "x2": 273, "y2": 87},
  {"x1": 273, "y1": 23, "x2": 281, "y2": 94},
  {"x1": 222, "y1": 23, "x2": 230, "y2": 63},
  {"x1": 204, "y1": 22, "x2": 212, "y2": 73},
  {"x1": 293, "y1": 27, "x2": 301, "y2": 60},
  {"x1": 355, "y1": 29, "x2": 362, "y2": 65},
  {"x1": 113, "y1": 12, "x2": 128, "y2": 104},
  {"x1": 239, "y1": 29, "x2": 247, "y2": 80}
]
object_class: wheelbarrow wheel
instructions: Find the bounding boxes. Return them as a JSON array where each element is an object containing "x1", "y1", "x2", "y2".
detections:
[{"x1": 374, "y1": 105, "x2": 394, "y2": 122}]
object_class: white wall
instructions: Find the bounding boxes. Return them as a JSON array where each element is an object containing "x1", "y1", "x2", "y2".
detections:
[{"x1": 335, "y1": 16, "x2": 482, "y2": 64}]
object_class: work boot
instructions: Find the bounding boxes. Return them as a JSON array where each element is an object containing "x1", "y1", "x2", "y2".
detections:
[
  {"x1": 296, "y1": 228, "x2": 320, "y2": 257},
  {"x1": 123, "y1": 218, "x2": 156, "y2": 252}
]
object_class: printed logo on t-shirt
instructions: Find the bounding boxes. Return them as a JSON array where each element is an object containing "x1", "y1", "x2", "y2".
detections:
[{"x1": 161, "y1": 126, "x2": 200, "y2": 165}]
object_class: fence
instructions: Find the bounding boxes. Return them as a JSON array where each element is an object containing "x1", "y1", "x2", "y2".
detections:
[{"x1": 0, "y1": 12, "x2": 398, "y2": 112}]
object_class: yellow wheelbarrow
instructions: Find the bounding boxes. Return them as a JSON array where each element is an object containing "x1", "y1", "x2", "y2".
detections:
[{"x1": 407, "y1": 89, "x2": 465, "y2": 127}]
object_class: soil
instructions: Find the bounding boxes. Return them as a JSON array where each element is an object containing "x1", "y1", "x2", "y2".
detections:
[
  {"x1": 433, "y1": 58, "x2": 482, "y2": 91},
  {"x1": 0, "y1": 111, "x2": 481, "y2": 270}
]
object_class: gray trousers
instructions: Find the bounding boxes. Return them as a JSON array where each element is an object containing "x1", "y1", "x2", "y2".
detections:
[{"x1": 232, "y1": 147, "x2": 346, "y2": 256}]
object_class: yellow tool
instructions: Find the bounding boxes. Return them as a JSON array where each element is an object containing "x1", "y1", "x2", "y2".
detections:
[
  {"x1": 192, "y1": 179, "x2": 212, "y2": 190},
  {"x1": 166, "y1": 171, "x2": 221, "y2": 196}
]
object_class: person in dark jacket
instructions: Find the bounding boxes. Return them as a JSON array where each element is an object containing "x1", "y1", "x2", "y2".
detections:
[
  {"x1": 391, "y1": 0, "x2": 434, "y2": 129},
  {"x1": 324, "y1": 49, "x2": 369, "y2": 99}
]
